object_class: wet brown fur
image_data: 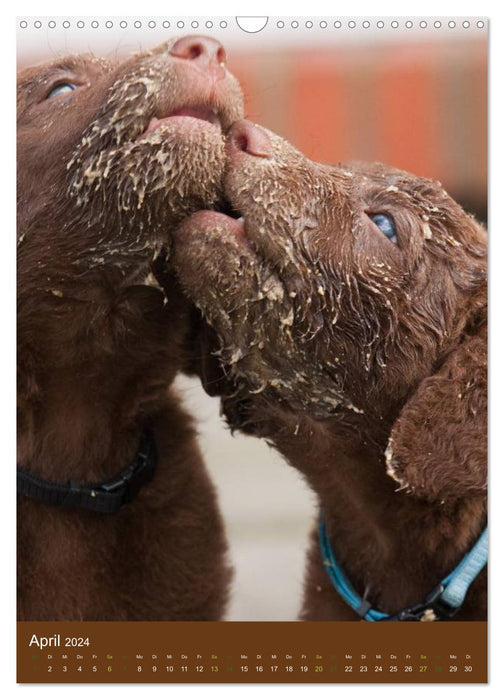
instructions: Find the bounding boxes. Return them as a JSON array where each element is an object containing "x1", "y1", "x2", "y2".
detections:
[
  {"x1": 172, "y1": 125, "x2": 487, "y2": 621},
  {"x1": 17, "y1": 39, "x2": 244, "y2": 620}
]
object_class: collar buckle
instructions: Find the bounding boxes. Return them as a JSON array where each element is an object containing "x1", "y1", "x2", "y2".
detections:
[
  {"x1": 99, "y1": 432, "x2": 156, "y2": 504},
  {"x1": 389, "y1": 583, "x2": 460, "y2": 621},
  {"x1": 18, "y1": 426, "x2": 157, "y2": 514}
]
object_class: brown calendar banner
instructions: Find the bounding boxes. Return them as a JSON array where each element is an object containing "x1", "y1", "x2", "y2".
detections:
[
  {"x1": 17, "y1": 16, "x2": 488, "y2": 686},
  {"x1": 18, "y1": 621, "x2": 487, "y2": 683}
]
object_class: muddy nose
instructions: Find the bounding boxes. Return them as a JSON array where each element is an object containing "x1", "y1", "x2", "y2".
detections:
[
  {"x1": 170, "y1": 35, "x2": 227, "y2": 68},
  {"x1": 227, "y1": 120, "x2": 273, "y2": 159}
]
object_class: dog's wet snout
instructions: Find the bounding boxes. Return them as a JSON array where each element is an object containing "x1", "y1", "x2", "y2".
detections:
[
  {"x1": 227, "y1": 120, "x2": 273, "y2": 159},
  {"x1": 170, "y1": 35, "x2": 227, "y2": 78}
]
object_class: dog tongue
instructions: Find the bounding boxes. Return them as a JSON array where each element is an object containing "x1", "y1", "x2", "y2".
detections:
[
  {"x1": 142, "y1": 108, "x2": 220, "y2": 137},
  {"x1": 170, "y1": 107, "x2": 220, "y2": 124}
]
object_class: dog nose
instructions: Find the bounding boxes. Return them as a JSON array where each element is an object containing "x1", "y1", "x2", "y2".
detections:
[
  {"x1": 170, "y1": 35, "x2": 227, "y2": 69},
  {"x1": 227, "y1": 120, "x2": 273, "y2": 159}
]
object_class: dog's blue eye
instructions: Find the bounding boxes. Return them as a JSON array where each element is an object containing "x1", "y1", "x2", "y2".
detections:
[
  {"x1": 370, "y1": 213, "x2": 397, "y2": 244},
  {"x1": 46, "y1": 83, "x2": 77, "y2": 99}
]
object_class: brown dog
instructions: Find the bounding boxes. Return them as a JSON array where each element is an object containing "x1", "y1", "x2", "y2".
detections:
[
  {"x1": 17, "y1": 37, "x2": 243, "y2": 621},
  {"x1": 171, "y1": 120, "x2": 487, "y2": 621}
]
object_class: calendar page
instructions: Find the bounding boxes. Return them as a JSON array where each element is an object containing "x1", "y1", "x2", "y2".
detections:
[{"x1": 16, "y1": 15, "x2": 488, "y2": 684}]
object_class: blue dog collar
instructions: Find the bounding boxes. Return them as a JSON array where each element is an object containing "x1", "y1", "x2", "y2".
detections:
[{"x1": 319, "y1": 514, "x2": 487, "y2": 621}]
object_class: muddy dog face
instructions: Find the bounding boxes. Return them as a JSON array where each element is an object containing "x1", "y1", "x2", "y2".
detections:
[
  {"x1": 17, "y1": 37, "x2": 243, "y2": 290},
  {"x1": 172, "y1": 121, "x2": 487, "y2": 499}
]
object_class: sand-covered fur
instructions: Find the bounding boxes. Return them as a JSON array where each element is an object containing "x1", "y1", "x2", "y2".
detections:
[
  {"x1": 17, "y1": 37, "x2": 243, "y2": 621},
  {"x1": 172, "y1": 120, "x2": 487, "y2": 621}
]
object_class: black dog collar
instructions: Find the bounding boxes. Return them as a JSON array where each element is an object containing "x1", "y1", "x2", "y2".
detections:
[{"x1": 17, "y1": 426, "x2": 157, "y2": 514}]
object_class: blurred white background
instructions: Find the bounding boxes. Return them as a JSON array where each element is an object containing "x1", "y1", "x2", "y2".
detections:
[{"x1": 174, "y1": 375, "x2": 316, "y2": 621}]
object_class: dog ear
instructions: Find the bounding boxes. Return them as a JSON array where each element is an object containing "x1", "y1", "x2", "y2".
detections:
[{"x1": 385, "y1": 318, "x2": 487, "y2": 502}]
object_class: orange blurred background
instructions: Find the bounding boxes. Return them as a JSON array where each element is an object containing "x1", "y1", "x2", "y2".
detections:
[{"x1": 229, "y1": 38, "x2": 487, "y2": 221}]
